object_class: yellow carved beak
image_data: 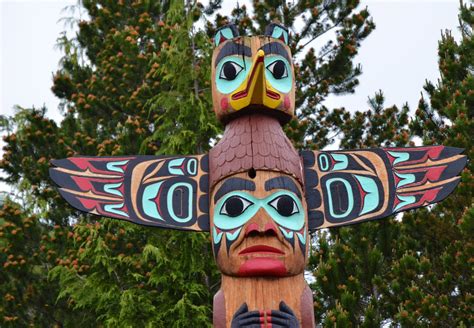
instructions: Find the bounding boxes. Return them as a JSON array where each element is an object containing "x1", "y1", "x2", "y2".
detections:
[{"x1": 230, "y1": 50, "x2": 282, "y2": 111}]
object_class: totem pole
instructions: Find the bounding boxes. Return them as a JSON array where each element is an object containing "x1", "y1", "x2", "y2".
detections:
[{"x1": 50, "y1": 23, "x2": 467, "y2": 327}]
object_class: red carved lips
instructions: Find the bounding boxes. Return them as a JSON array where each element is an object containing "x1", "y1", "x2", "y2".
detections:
[{"x1": 239, "y1": 245, "x2": 285, "y2": 256}]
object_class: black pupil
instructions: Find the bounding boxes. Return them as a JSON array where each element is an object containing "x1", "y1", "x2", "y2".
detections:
[
  {"x1": 276, "y1": 196, "x2": 294, "y2": 217},
  {"x1": 225, "y1": 197, "x2": 244, "y2": 217},
  {"x1": 223, "y1": 62, "x2": 237, "y2": 80},
  {"x1": 272, "y1": 60, "x2": 286, "y2": 79}
]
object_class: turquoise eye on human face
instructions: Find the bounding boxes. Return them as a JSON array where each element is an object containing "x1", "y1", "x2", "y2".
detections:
[
  {"x1": 214, "y1": 192, "x2": 258, "y2": 231},
  {"x1": 264, "y1": 191, "x2": 304, "y2": 231},
  {"x1": 215, "y1": 57, "x2": 251, "y2": 94},
  {"x1": 264, "y1": 56, "x2": 292, "y2": 93}
]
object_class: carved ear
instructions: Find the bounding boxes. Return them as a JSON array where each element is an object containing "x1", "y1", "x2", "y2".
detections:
[
  {"x1": 214, "y1": 24, "x2": 239, "y2": 47},
  {"x1": 265, "y1": 22, "x2": 289, "y2": 45},
  {"x1": 49, "y1": 155, "x2": 210, "y2": 231},
  {"x1": 301, "y1": 146, "x2": 466, "y2": 230}
]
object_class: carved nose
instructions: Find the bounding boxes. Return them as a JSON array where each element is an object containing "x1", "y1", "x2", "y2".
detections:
[{"x1": 245, "y1": 222, "x2": 278, "y2": 237}]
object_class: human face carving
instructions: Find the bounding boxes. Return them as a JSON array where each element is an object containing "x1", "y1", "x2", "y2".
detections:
[{"x1": 210, "y1": 171, "x2": 308, "y2": 277}]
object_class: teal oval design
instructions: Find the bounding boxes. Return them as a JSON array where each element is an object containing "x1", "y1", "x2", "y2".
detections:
[
  {"x1": 167, "y1": 182, "x2": 193, "y2": 223},
  {"x1": 325, "y1": 178, "x2": 354, "y2": 218},
  {"x1": 318, "y1": 154, "x2": 330, "y2": 171}
]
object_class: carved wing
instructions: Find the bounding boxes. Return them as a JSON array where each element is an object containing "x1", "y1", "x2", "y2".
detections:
[
  {"x1": 301, "y1": 146, "x2": 466, "y2": 230},
  {"x1": 49, "y1": 155, "x2": 210, "y2": 231}
]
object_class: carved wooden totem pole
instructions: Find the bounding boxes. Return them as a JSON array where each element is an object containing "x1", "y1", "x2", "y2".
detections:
[{"x1": 50, "y1": 23, "x2": 467, "y2": 327}]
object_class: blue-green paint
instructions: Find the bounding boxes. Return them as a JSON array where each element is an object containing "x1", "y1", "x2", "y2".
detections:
[
  {"x1": 187, "y1": 158, "x2": 197, "y2": 175},
  {"x1": 168, "y1": 158, "x2": 185, "y2": 175},
  {"x1": 271, "y1": 26, "x2": 288, "y2": 44},
  {"x1": 226, "y1": 228, "x2": 242, "y2": 241},
  {"x1": 215, "y1": 27, "x2": 235, "y2": 46},
  {"x1": 394, "y1": 195, "x2": 416, "y2": 211},
  {"x1": 354, "y1": 175, "x2": 379, "y2": 215},
  {"x1": 319, "y1": 154, "x2": 330, "y2": 171},
  {"x1": 142, "y1": 181, "x2": 164, "y2": 221},
  {"x1": 213, "y1": 191, "x2": 305, "y2": 232},
  {"x1": 264, "y1": 56, "x2": 292, "y2": 93},
  {"x1": 104, "y1": 203, "x2": 128, "y2": 217},
  {"x1": 279, "y1": 227, "x2": 294, "y2": 239},
  {"x1": 326, "y1": 178, "x2": 354, "y2": 218},
  {"x1": 106, "y1": 160, "x2": 129, "y2": 173},
  {"x1": 104, "y1": 182, "x2": 123, "y2": 197},
  {"x1": 215, "y1": 57, "x2": 251, "y2": 94},
  {"x1": 296, "y1": 230, "x2": 306, "y2": 245},
  {"x1": 332, "y1": 153, "x2": 348, "y2": 170},
  {"x1": 264, "y1": 191, "x2": 305, "y2": 231},
  {"x1": 395, "y1": 172, "x2": 416, "y2": 188},
  {"x1": 214, "y1": 192, "x2": 259, "y2": 231},
  {"x1": 167, "y1": 182, "x2": 193, "y2": 223},
  {"x1": 388, "y1": 151, "x2": 410, "y2": 165},
  {"x1": 213, "y1": 226, "x2": 223, "y2": 244}
]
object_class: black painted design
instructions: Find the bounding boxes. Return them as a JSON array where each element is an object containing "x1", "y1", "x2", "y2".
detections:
[
  {"x1": 49, "y1": 155, "x2": 210, "y2": 231},
  {"x1": 214, "y1": 177, "x2": 256, "y2": 203},
  {"x1": 301, "y1": 146, "x2": 467, "y2": 230},
  {"x1": 215, "y1": 42, "x2": 252, "y2": 66},
  {"x1": 259, "y1": 42, "x2": 290, "y2": 62},
  {"x1": 265, "y1": 176, "x2": 301, "y2": 199}
]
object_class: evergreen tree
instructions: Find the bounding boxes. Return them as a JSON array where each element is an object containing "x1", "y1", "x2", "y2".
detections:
[
  {"x1": 1, "y1": 0, "x2": 374, "y2": 326},
  {"x1": 308, "y1": 2, "x2": 473, "y2": 326}
]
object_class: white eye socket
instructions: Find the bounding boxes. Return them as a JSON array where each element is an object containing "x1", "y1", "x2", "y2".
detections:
[
  {"x1": 269, "y1": 195, "x2": 299, "y2": 217},
  {"x1": 266, "y1": 60, "x2": 288, "y2": 79},
  {"x1": 220, "y1": 196, "x2": 253, "y2": 217},
  {"x1": 219, "y1": 61, "x2": 244, "y2": 81}
]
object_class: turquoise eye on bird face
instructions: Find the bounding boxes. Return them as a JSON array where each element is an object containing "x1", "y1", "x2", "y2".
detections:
[
  {"x1": 264, "y1": 56, "x2": 292, "y2": 93},
  {"x1": 219, "y1": 62, "x2": 243, "y2": 81},
  {"x1": 215, "y1": 57, "x2": 251, "y2": 94},
  {"x1": 266, "y1": 60, "x2": 288, "y2": 79}
]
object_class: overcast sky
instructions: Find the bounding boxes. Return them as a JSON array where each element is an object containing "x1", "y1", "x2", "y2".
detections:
[{"x1": 1, "y1": 0, "x2": 461, "y2": 120}]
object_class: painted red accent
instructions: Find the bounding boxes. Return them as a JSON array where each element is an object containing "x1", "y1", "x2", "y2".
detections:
[
  {"x1": 386, "y1": 146, "x2": 445, "y2": 166},
  {"x1": 71, "y1": 176, "x2": 95, "y2": 191},
  {"x1": 264, "y1": 222, "x2": 278, "y2": 235},
  {"x1": 232, "y1": 56, "x2": 265, "y2": 100},
  {"x1": 239, "y1": 245, "x2": 285, "y2": 255},
  {"x1": 415, "y1": 187, "x2": 441, "y2": 205},
  {"x1": 396, "y1": 187, "x2": 442, "y2": 211},
  {"x1": 354, "y1": 177, "x2": 367, "y2": 213},
  {"x1": 78, "y1": 198, "x2": 100, "y2": 210},
  {"x1": 393, "y1": 173, "x2": 401, "y2": 187},
  {"x1": 427, "y1": 146, "x2": 443, "y2": 159},
  {"x1": 69, "y1": 157, "x2": 131, "y2": 174},
  {"x1": 284, "y1": 95, "x2": 290, "y2": 109},
  {"x1": 266, "y1": 89, "x2": 281, "y2": 100},
  {"x1": 387, "y1": 152, "x2": 396, "y2": 165},
  {"x1": 395, "y1": 165, "x2": 447, "y2": 189},
  {"x1": 219, "y1": 34, "x2": 227, "y2": 44},
  {"x1": 238, "y1": 258, "x2": 287, "y2": 277},
  {"x1": 393, "y1": 195, "x2": 401, "y2": 209},
  {"x1": 118, "y1": 183, "x2": 125, "y2": 195},
  {"x1": 220, "y1": 97, "x2": 229, "y2": 111},
  {"x1": 425, "y1": 165, "x2": 445, "y2": 180},
  {"x1": 71, "y1": 176, "x2": 122, "y2": 195},
  {"x1": 153, "y1": 183, "x2": 164, "y2": 217},
  {"x1": 245, "y1": 223, "x2": 259, "y2": 236}
]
